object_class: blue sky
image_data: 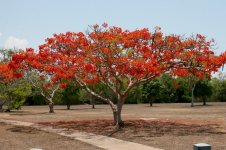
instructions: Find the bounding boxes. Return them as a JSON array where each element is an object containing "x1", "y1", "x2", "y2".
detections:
[{"x1": 0, "y1": 0, "x2": 226, "y2": 55}]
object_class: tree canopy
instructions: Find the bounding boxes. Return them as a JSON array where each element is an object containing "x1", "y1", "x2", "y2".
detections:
[{"x1": 8, "y1": 23, "x2": 226, "y2": 127}]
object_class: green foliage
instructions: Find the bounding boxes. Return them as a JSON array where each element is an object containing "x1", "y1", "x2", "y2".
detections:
[
  {"x1": 125, "y1": 86, "x2": 143, "y2": 104},
  {"x1": 141, "y1": 74, "x2": 191, "y2": 104},
  {"x1": 60, "y1": 83, "x2": 81, "y2": 105},
  {"x1": 193, "y1": 78, "x2": 213, "y2": 105},
  {"x1": 194, "y1": 79, "x2": 212, "y2": 98},
  {"x1": 0, "y1": 49, "x2": 32, "y2": 111},
  {"x1": 26, "y1": 94, "x2": 46, "y2": 105},
  {"x1": 2, "y1": 73, "x2": 224, "y2": 106},
  {"x1": 78, "y1": 89, "x2": 91, "y2": 104},
  {"x1": 211, "y1": 76, "x2": 226, "y2": 102},
  {"x1": 142, "y1": 79, "x2": 161, "y2": 104},
  {"x1": 175, "y1": 77, "x2": 191, "y2": 103},
  {"x1": 0, "y1": 79, "x2": 32, "y2": 111},
  {"x1": 89, "y1": 83, "x2": 117, "y2": 104},
  {"x1": 158, "y1": 74, "x2": 177, "y2": 103},
  {"x1": 0, "y1": 49, "x2": 15, "y2": 62}
]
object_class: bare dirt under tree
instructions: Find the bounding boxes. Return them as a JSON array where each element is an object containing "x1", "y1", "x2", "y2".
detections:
[{"x1": 1, "y1": 102, "x2": 226, "y2": 150}]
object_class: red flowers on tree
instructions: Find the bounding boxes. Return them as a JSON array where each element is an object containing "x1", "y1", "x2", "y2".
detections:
[
  {"x1": 9, "y1": 48, "x2": 68, "y2": 113},
  {"x1": 9, "y1": 23, "x2": 226, "y2": 127}
]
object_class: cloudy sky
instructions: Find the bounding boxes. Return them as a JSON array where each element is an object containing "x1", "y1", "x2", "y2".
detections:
[{"x1": 0, "y1": 0, "x2": 226, "y2": 55}]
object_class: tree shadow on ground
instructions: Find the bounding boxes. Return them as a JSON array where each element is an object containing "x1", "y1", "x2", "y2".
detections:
[
  {"x1": 6, "y1": 125, "x2": 39, "y2": 134},
  {"x1": 177, "y1": 103, "x2": 215, "y2": 108},
  {"x1": 144, "y1": 105, "x2": 160, "y2": 107},
  {"x1": 9, "y1": 112, "x2": 50, "y2": 116},
  {"x1": 192, "y1": 104, "x2": 214, "y2": 107},
  {"x1": 107, "y1": 128, "x2": 122, "y2": 137},
  {"x1": 39, "y1": 119, "x2": 226, "y2": 138},
  {"x1": 54, "y1": 107, "x2": 107, "y2": 111}
]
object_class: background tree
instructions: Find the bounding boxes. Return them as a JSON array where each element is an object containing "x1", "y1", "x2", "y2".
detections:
[
  {"x1": 171, "y1": 34, "x2": 224, "y2": 107},
  {"x1": 187, "y1": 75, "x2": 199, "y2": 107},
  {"x1": 25, "y1": 87, "x2": 47, "y2": 105},
  {"x1": 194, "y1": 79, "x2": 212, "y2": 105},
  {"x1": 60, "y1": 82, "x2": 80, "y2": 110},
  {"x1": 211, "y1": 72, "x2": 226, "y2": 102},
  {"x1": 175, "y1": 77, "x2": 190, "y2": 103},
  {"x1": 10, "y1": 48, "x2": 67, "y2": 113},
  {"x1": 4, "y1": 79, "x2": 31, "y2": 111},
  {"x1": 125, "y1": 85, "x2": 143, "y2": 104},
  {"x1": 0, "y1": 49, "x2": 14, "y2": 62},
  {"x1": 0, "y1": 49, "x2": 29, "y2": 111},
  {"x1": 0, "y1": 63, "x2": 30, "y2": 112},
  {"x1": 142, "y1": 78, "x2": 161, "y2": 106},
  {"x1": 28, "y1": 72, "x2": 61, "y2": 113},
  {"x1": 159, "y1": 73, "x2": 178, "y2": 103}
]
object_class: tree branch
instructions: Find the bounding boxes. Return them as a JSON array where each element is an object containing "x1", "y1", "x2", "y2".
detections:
[{"x1": 74, "y1": 76, "x2": 116, "y2": 110}]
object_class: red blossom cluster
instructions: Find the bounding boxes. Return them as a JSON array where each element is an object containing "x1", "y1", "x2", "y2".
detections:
[{"x1": 4, "y1": 24, "x2": 226, "y2": 91}]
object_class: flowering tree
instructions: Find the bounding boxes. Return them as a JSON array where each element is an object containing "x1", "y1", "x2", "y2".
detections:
[
  {"x1": 0, "y1": 63, "x2": 13, "y2": 111},
  {"x1": 0, "y1": 49, "x2": 27, "y2": 111},
  {"x1": 38, "y1": 25, "x2": 179, "y2": 126},
  {"x1": 171, "y1": 34, "x2": 224, "y2": 106},
  {"x1": 0, "y1": 62, "x2": 29, "y2": 111},
  {"x1": 10, "y1": 49, "x2": 67, "y2": 113},
  {"x1": 24, "y1": 24, "x2": 225, "y2": 127}
]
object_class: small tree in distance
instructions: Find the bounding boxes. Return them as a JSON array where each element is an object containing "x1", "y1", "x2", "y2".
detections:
[
  {"x1": 142, "y1": 78, "x2": 161, "y2": 106},
  {"x1": 61, "y1": 82, "x2": 80, "y2": 110},
  {"x1": 171, "y1": 34, "x2": 224, "y2": 107},
  {"x1": 194, "y1": 79, "x2": 212, "y2": 105}
]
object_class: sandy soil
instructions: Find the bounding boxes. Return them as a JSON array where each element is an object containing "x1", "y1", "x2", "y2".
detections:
[
  {"x1": 1, "y1": 102, "x2": 226, "y2": 150},
  {"x1": 0, "y1": 122, "x2": 103, "y2": 150}
]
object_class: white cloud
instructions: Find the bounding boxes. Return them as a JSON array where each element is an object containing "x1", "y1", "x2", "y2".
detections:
[
  {"x1": 4, "y1": 36, "x2": 28, "y2": 50},
  {"x1": 0, "y1": 32, "x2": 2, "y2": 37}
]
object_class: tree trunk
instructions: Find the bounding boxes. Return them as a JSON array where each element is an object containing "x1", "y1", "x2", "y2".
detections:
[
  {"x1": 6, "y1": 101, "x2": 11, "y2": 112},
  {"x1": 113, "y1": 110, "x2": 117, "y2": 125},
  {"x1": 203, "y1": 96, "x2": 206, "y2": 106},
  {"x1": 49, "y1": 102, "x2": 54, "y2": 113},
  {"x1": 116, "y1": 108, "x2": 124, "y2": 127},
  {"x1": 149, "y1": 96, "x2": 153, "y2": 107},
  {"x1": 91, "y1": 99, "x2": 95, "y2": 109},
  {"x1": 67, "y1": 104, "x2": 71, "y2": 110},
  {"x1": 91, "y1": 96, "x2": 95, "y2": 109},
  {"x1": 149, "y1": 100, "x2": 153, "y2": 107},
  {"x1": 112, "y1": 99, "x2": 124, "y2": 128},
  {"x1": 113, "y1": 109, "x2": 124, "y2": 127},
  {"x1": 0, "y1": 104, "x2": 3, "y2": 112},
  {"x1": 0, "y1": 100, "x2": 5, "y2": 112},
  {"x1": 191, "y1": 84, "x2": 196, "y2": 107}
]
